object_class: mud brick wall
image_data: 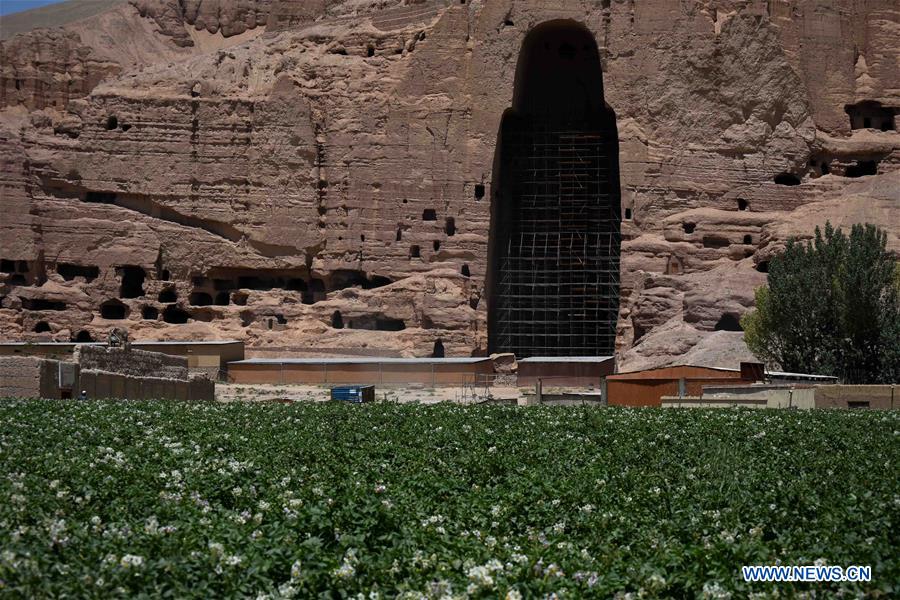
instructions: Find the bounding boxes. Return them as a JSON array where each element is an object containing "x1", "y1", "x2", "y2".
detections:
[
  {"x1": 78, "y1": 370, "x2": 214, "y2": 400},
  {"x1": 0, "y1": 356, "x2": 64, "y2": 398},
  {"x1": 74, "y1": 346, "x2": 189, "y2": 380},
  {"x1": 814, "y1": 385, "x2": 898, "y2": 410}
]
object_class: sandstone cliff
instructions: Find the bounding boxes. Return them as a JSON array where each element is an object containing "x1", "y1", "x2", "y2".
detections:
[{"x1": 1, "y1": 0, "x2": 898, "y2": 367}]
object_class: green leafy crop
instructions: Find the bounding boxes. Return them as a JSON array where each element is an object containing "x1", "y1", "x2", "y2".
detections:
[{"x1": 0, "y1": 400, "x2": 897, "y2": 598}]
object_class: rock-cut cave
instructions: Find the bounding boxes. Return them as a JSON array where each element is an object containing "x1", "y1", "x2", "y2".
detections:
[{"x1": 488, "y1": 20, "x2": 621, "y2": 358}]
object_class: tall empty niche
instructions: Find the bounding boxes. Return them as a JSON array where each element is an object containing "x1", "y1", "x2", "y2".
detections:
[{"x1": 488, "y1": 20, "x2": 621, "y2": 357}]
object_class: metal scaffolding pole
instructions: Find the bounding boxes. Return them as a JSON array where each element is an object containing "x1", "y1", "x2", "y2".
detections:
[{"x1": 495, "y1": 122, "x2": 620, "y2": 357}]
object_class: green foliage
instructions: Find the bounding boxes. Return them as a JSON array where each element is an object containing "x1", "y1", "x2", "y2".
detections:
[
  {"x1": 741, "y1": 222, "x2": 900, "y2": 383},
  {"x1": 1, "y1": 399, "x2": 898, "y2": 598}
]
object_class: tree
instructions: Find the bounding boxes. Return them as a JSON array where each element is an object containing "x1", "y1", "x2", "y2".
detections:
[{"x1": 741, "y1": 222, "x2": 900, "y2": 383}]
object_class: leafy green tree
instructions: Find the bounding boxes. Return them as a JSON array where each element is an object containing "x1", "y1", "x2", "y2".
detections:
[{"x1": 742, "y1": 222, "x2": 900, "y2": 383}]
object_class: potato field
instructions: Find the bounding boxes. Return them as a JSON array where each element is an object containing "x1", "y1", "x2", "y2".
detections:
[{"x1": 0, "y1": 399, "x2": 897, "y2": 598}]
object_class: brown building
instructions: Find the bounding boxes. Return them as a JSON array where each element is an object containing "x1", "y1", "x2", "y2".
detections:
[
  {"x1": 517, "y1": 356, "x2": 615, "y2": 388},
  {"x1": 607, "y1": 364, "x2": 837, "y2": 407}
]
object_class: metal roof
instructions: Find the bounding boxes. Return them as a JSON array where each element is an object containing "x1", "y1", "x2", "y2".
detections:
[
  {"x1": 766, "y1": 370, "x2": 838, "y2": 381},
  {"x1": 518, "y1": 356, "x2": 614, "y2": 363},
  {"x1": 232, "y1": 357, "x2": 492, "y2": 365}
]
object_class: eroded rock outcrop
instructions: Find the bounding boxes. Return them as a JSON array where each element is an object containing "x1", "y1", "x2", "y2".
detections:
[
  {"x1": 0, "y1": 29, "x2": 121, "y2": 110},
  {"x1": 131, "y1": 0, "x2": 271, "y2": 46}
]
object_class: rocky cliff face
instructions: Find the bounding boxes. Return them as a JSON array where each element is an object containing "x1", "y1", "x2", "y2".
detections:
[{"x1": 1, "y1": 0, "x2": 898, "y2": 366}]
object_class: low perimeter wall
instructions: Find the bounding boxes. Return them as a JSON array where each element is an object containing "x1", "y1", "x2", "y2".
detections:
[
  {"x1": 79, "y1": 370, "x2": 214, "y2": 401},
  {"x1": 662, "y1": 384, "x2": 897, "y2": 409},
  {"x1": 661, "y1": 389, "x2": 816, "y2": 409},
  {"x1": 814, "y1": 385, "x2": 897, "y2": 409},
  {"x1": 0, "y1": 356, "x2": 214, "y2": 401}
]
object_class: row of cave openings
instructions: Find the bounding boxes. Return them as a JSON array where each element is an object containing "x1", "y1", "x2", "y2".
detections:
[
  {"x1": 770, "y1": 101, "x2": 895, "y2": 185},
  {"x1": 632, "y1": 312, "x2": 743, "y2": 346},
  {"x1": 6, "y1": 260, "x2": 440, "y2": 332},
  {"x1": 76, "y1": 189, "x2": 476, "y2": 277},
  {"x1": 332, "y1": 29, "x2": 428, "y2": 59},
  {"x1": 621, "y1": 101, "x2": 895, "y2": 222},
  {"x1": 400, "y1": 209, "x2": 471, "y2": 277}
]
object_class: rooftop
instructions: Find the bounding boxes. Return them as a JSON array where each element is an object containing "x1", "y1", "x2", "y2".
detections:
[
  {"x1": 518, "y1": 356, "x2": 614, "y2": 363},
  {"x1": 232, "y1": 357, "x2": 492, "y2": 365}
]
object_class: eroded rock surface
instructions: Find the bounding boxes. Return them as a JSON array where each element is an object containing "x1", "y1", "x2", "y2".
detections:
[{"x1": 1, "y1": 0, "x2": 898, "y2": 366}]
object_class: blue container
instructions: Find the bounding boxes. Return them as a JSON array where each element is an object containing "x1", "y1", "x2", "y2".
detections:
[{"x1": 330, "y1": 385, "x2": 375, "y2": 403}]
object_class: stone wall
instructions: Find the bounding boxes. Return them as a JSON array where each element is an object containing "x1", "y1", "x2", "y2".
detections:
[
  {"x1": 1, "y1": 356, "x2": 43, "y2": 398},
  {"x1": 662, "y1": 387, "x2": 816, "y2": 409},
  {"x1": 74, "y1": 345, "x2": 189, "y2": 379},
  {"x1": 78, "y1": 369, "x2": 213, "y2": 400},
  {"x1": 0, "y1": 350, "x2": 213, "y2": 400},
  {"x1": 662, "y1": 384, "x2": 898, "y2": 409},
  {"x1": 814, "y1": 385, "x2": 897, "y2": 410},
  {"x1": 0, "y1": 356, "x2": 65, "y2": 398}
]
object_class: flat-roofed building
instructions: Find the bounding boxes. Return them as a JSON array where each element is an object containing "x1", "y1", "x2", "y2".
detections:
[
  {"x1": 228, "y1": 357, "x2": 495, "y2": 387},
  {"x1": 517, "y1": 356, "x2": 615, "y2": 388}
]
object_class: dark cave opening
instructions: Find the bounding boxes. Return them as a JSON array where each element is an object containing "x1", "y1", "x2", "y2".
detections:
[
  {"x1": 488, "y1": 20, "x2": 621, "y2": 357},
  {"x1": 845, "y1": 101, "x2": 896, "y2": 131},
  {"x1": 100, "y1": 299, "x2": 127, "y2": 320},
  {"x1": 57, "y1": 263, "x2": 99, "y2": 282},
  {"x1": 142, "y1": 306, "x2": 159, "y2": 320},
  {"x1": 162, "y1": 305, "x2": 190, "y2": 324},
  {"x1": 189, "y1": 292, "x2": 213, "y2": 306},
  {"x1": 845, "y1": 160, "x2": 878, "y2": 178},
  {"x1": 302, "y1": 279, "x2": 325, "y2": 305},
  {"x1": 214, "y1": 292, "x2": 231, "y2": 305},
  {"x1": 702, "y1": 235, "x2": 730, "y2": 249},
  {"x1": 84, "y1": 191, "x2": 117, "y2": 204},
  {"x1": 348, "y1": 316, "x2": 406, "y2": 331},
  {"x1": 158, "y1": 287, "x2": 177, "y2": 303},
  {"x1": 74, "y1": 330, "x2": 94, "y2": 343},
  {"x1": 714, "y1": 313, "x2": 743, "y2": 332},
  {"x1": 774, "y1": 172, "x2": 800, "y2": 186},
  {"x1": 432, "y1": 339, "x2": 445, "y2": 358},
  {"x1": 33, "y1": 321, "x2": 51, "y2": 333},
  {"x1": 22, "y1": 298, "x2": 66, "y2": 311},
  {"x1": 119, "y1": 265, "x2": 145, "y2": 298}
]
